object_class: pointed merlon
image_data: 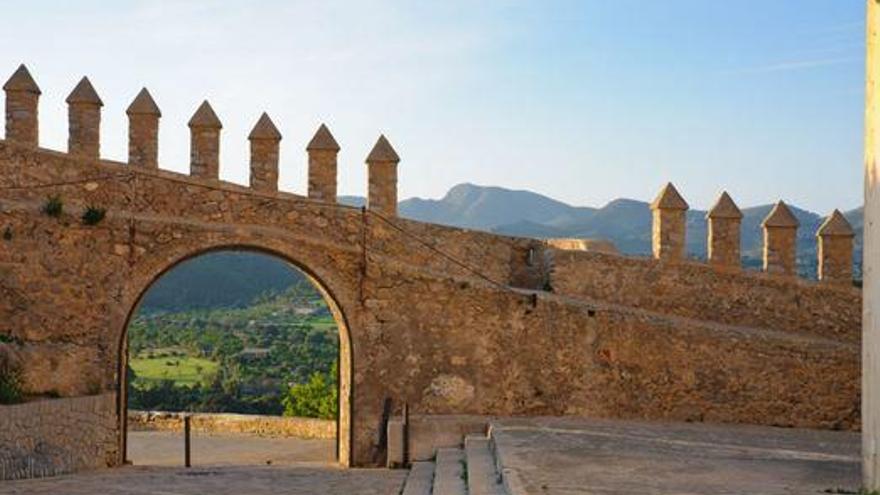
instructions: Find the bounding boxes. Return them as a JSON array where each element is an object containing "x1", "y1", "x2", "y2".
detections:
[
  {"x1": 188, "y1": 100, "x2": 222, "y2": 129},
  {"x1": 650, "y1": 182, "x2": 688, "y2": 210},
  {"x1": 127, "y1": 88, "x2": 161, "y2": 116},
  {"x1": 307, "y1": 123, "x2": 340, "y2": 151},
  {"x1": 248, "y1": 112, "x2": 282, "y2": 140},
  {"x1": 762, "y1": 200, "x2": 799, "y2": 228},
  {"x1": 707, "y1": 191, "x2": 743, "y2": 219},
  {"x1": 3, "y1": 64, "x2": 40, "y2": 94},
  {"x1": 366, "y1": 135, "x2": 400, "y2": 163},
  {"x1": 817, "y1": 209, "x2": 855, "y2": 237},
  {"x1": 66, "y1": 77, "x2": 103, "y2": 106}
]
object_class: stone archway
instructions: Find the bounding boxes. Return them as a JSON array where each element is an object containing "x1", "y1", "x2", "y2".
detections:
[{"x1": 114, "y1": 244, "x2": 355, "y2": 467}]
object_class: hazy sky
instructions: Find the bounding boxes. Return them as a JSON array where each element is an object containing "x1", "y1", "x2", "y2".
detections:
[{"x1": 0, "y1": 1, "x2": 865, "y2": 212}]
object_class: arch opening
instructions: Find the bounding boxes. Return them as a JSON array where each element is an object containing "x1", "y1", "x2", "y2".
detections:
[{"x1": 116, "y1": 247, "x2": 353, "y2": 467}]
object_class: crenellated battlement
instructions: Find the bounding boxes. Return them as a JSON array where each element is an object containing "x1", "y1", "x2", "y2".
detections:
[
  {"x1": 647, "y1": 182, "x2": 857, "y2": 285},
  {"x1": 2, "y1": 64, "x2": 402, "y2": 217},
  {"x1": 0, "y1": 63, "x2": 861, "y2": 473},
  {"x1": 0, "y1": 64, "x2": 860, "y2": 289}
]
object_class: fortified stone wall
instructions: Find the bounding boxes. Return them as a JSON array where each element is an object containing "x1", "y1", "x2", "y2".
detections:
[
  {"x1": 362, "y1": 262, "x2": 858, "y2": 432},
  {"x1": 548, "y1": 249, "x2": 861, "y2": 343},
  {"x1": 0, "y1": 65, "x2": 861, "y2": 473},
  {"x1": 0, "y1": 393, "x2": 117, "y2": 480}
]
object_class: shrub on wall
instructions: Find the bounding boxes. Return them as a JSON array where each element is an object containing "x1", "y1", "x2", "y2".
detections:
[
  {"x1": 0, "y1": 368, "x2": 23, "y2": 404},
  {"x1": 41, "y1": 195, "x2": 63, "y2": 217},
  {"x1": 81, "y1": 206, "x2": 106, "y2": 226},
  {"x1": 0, "y1": 345, "x2": 23, "y2": 405}
]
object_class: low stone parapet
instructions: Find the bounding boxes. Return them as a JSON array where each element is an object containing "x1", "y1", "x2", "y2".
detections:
[
  {"x1": 0, "y1": 393, "x2": 118, "y2": 481},
  {"x1": 128, "y1": 410, "x2": 335, "y2": 439}
]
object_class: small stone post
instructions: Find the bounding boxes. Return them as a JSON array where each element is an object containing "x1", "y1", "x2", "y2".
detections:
[
  {"x1": 3, "y1": 64, "x2": 40, "y2": 146},
  {"x1": 307, "y1": 123, "x2": 340, "y2": 202},
  {"x1": 248, "y1": 112, "x2": 282, "y2": 192},
  {"x1": 706, "y1": 191, "x2": 742, "y2": 268},
  {"x1": 126, "y1": 88, "x2": 161, "y2": 168},
  {"x1": 66, "y1": 77, "x2": 103, "y2": 160},
  {"x1": 761, "y1": 200, "x2": 799, "y2": 276},
  {"x1": 817, "y1": 209, "x2": 855, "y2": 285},
  {"x1": 366, "y1": 135, "x2": 400, "y2": 216},
  {"x1": 188, "y1": 101, "x2": 222, "y2": 179},
  {"x1": 649, "y1": 182, "x2": 689, "y2": 260}
]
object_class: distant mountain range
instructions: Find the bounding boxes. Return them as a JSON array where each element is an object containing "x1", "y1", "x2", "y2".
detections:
[
  {"x1": 140, "y1": 252, "x2": 303, "y2": 312},
  {"x1": 344, "y1": 183, "x2": 864, "y2": 277}
]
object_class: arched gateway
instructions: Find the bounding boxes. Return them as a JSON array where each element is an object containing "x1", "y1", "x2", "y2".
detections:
[
  {"x1": 117, "y1": 245, "x2": 354, "y2": 465},
  {"x1": 0, "y1": 64, "x2": 861, "y2": 476}
]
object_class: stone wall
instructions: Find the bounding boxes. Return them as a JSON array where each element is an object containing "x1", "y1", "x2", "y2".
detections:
[
  {"x1": 0, "y1": 393, "x2": 118, "y2": 480},
  {"x1": 128, "y1": 411, "x2": 335, "y2": 439},
  {"x1": 548, "y1": 249, "x2": 861, "y2": 343},
  {"x1": 362, "y1": 262, "x2": 859, "y2": 432},
  {"x1": 0, "y1": 135, "x2": 861, "y2": 470}
]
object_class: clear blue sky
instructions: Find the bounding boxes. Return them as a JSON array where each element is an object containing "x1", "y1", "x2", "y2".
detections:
[{"x1": 0, "y1": 1, "x2": 865, "y2": 212}]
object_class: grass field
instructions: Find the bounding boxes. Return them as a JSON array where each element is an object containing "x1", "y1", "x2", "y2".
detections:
[
  {"x1": 130, "y1": 354, "x2": 219, "y2": 386},
  {"x1": 308, "y1": 315, "x2": 338, "y2": 331}
]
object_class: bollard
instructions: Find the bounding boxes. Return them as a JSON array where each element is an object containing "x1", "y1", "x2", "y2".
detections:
[
  {"x1": 403, "y1": 402, "x2": 410, "y2": 467},
  {"x1": 184, "y1": 415, "x2": 191, "y2": 468}
]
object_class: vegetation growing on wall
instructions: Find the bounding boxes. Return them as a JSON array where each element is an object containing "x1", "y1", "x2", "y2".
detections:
[
  {"x1": 41, "y1": 195, "x2": 63, "y2": 217},
  {"x1": 81, "y1": 206, "x2": 106, "y2": 225},
  {"x1": 0, "y1": 346, "x2": 23, "y2": 405}
]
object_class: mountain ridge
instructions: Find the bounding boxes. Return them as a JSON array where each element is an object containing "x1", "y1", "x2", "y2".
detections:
[{"x1": 345, "y1": 183, "x2": 863, "y2": 277}]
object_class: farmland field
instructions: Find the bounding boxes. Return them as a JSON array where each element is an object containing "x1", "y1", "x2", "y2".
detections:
[{"x1": 130, "y1": 353, "x2": 219, "y2": 386}]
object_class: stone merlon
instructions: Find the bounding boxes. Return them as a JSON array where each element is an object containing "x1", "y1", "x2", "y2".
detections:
[
  {"x1": 188, "y1": 100, "x2": 222, "y2": 129},
  {"x1": 307, "y1": 124, "x2": 340, "y2": 203},
  {"x1": 650, "y1": 182, "x2": 688, "y2": 261},
  {"x1": 366, "y1": 135, "x2": 400, "y2": 217},
  {"x1": 3, "y1": 64, "x2": 41, "y2": 94},
  {"x1": 126, "y1": 88, "x2": 161, "y2": 117},
  {"x1": 761, "y1": 200, "x2": 799, "y2": 276},
  {"x1": 817, "y1": 209, "x2": 855, "y2": 285},
  {"x1": 706, "y1": 191, "x2": 742, "y2": 268},
  {"x1": 707, "y1": 191, "x2": 743, "y2": 219},
  {"x1": 762, "y1": 201, "x2": 799, "y2": 228},
  {"x1": 366, "y1": 134, "x2": 400, "y2": 163},
  {"x1": 248, "y1": 112, "x2": 282, "y2": 141},
  {"x1": 307, "y1": 123, "x2": 340, "y2": 151},
  {"x1": 650, "y1": 182, "x2": 689, "y2": 211},
  {"x1": 3, "y1": 64, "x2": 41, "y2": 147},
  {"x1": 66, "y1": 77, "x2": 103, "y2": 107},
  {"x1": 817, "y1": 209, "x2": 855, "y2": 237}
]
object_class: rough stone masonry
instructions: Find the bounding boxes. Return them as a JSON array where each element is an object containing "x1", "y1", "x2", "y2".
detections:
[{"x1": 0, "y1": 64, "x2": 862, "y2": 474}]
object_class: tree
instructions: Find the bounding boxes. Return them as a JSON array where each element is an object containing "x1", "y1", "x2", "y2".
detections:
[{"x1": 282, "y1": 361, "x2": 337, "y2": 420}]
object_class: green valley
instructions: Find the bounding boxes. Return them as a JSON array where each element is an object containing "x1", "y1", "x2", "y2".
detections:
[{"x1": 127, "y1": 265, "x2": 339, "y2": 420}]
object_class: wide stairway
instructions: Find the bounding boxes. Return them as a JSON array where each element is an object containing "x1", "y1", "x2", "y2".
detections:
[{"x1": 400, "y1": 435, "x2": 507, "y2": 495}]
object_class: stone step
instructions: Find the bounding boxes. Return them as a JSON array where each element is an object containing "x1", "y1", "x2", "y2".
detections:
[
  {"x1": 433, "y1": 447, "x2": 467, "y2": 495},
  {"x1": 401, "y1": 461, "x2": 435, "y2": 495},
  {"x1": 465, "y1": 435, "x2": 506, "y2": 495}
]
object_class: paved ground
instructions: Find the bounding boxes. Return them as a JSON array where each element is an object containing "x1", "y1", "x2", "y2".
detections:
[
  {"x1": 127, "y1": 430, "x2": 336, "y2": 466},
  {"x1": 491, "y1": 417, "x2": 862, "y2": 495},
  {"x1": 1, "y1": 465, "x2": 407, "y2": 495},
  {"x1": 3, "y1": 420, "x2": 865, "y2": 494},
  {"x1": 3, "y1": 431, "x2": 405, "y2": 494}
]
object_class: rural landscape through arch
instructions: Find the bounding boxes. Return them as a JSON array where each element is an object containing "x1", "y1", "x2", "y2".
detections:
[{"x1": 116, "y1": 248, "x2": 353, "y2": 466}]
